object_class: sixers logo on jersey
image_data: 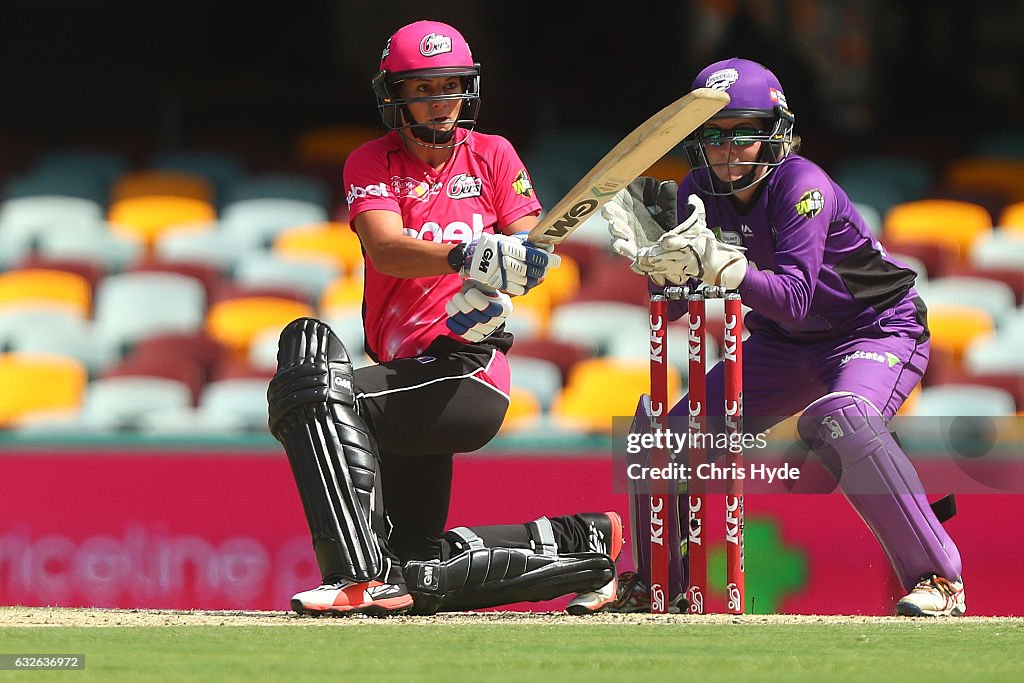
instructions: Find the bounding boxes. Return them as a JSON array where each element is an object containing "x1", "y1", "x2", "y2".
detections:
[{"x1": 447, "y1": 173, "x2": 483, "y2": 199}]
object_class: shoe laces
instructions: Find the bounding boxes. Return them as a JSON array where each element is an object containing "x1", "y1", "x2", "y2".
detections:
[{"x1": 913, "y1": 575, "x2": 959, "y2": 597}]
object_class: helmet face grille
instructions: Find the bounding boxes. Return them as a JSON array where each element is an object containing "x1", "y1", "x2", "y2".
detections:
[
  {"x1": 683, "y1": 58, "x2": 796, "y2": 195},
  {"x1": 372, "y1": 21, "x2": 482, "y2": 147}
]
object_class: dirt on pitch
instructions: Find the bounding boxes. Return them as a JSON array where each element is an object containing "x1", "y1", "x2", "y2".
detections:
[{"x1": 2, "y1": 606, "x2": 1021, "y2": 628}]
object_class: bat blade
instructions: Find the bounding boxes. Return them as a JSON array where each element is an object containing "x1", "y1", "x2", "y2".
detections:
[{"x1": 527, "y1": 88, "x2": 729, "y2": 245}]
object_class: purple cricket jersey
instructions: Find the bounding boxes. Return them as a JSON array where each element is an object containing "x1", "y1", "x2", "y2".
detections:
[{"x1": 677, "y1": 156, "x2": 927, "y2": 342}]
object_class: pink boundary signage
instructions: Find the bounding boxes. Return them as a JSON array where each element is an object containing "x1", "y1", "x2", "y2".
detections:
[{"x1": 0, "y1": 450, "x2": 1019, "y2": 615}]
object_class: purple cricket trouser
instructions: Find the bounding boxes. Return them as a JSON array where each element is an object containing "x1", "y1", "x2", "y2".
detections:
[{"x1": 631, "y1": 328, "x2": 963, "y2": 597}]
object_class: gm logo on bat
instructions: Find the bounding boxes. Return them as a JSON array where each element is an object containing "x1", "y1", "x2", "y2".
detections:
[{"x1": 538, "y1": 199, "x2": 599, "y2": 239}]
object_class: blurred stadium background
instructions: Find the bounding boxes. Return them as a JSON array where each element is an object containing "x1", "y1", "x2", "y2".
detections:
[{"x1": 2, "y1": 1, "x2": 1024, "y2": 615}]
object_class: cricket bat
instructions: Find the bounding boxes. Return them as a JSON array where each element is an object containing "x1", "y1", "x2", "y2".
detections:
[{"x1": 527, "y1": 88, "x2": 729, "y2": 245}]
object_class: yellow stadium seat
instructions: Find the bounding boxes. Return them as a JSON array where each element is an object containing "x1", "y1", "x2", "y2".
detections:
[
  {"x1": 274, "y1": 222, "x2": 363, "y2": 275},
  {"x1": 0, "y1": 268, "x2": 92, "y2": 316},
  {"x1": 206, "y1": 296, "x2": 315, "y2": 359},
  {"x1": 499, "y1": 385, "x2": 542, "y2": 433},
  {"x1": 925, "y1": 303, "x2": 995, "y2": 365},
  {"x1": 109, "y1": 196, "x2": 217, "y2": 249},
  {"x1": 0, "y1": 352, "x2": 86, "y2": 427},
  {"x1": 943, "y1": 157, "x2": 1024, "y2": 203},
  {"x1": 318, "y1": 276, "x2": 364, "y2": 317},
  {"x1": 294, "y1": 125, "x2": 380, "y2": 165},
  {"x1": 883, "y1": 199, "x2": 992, "y2": 259},
  {"x1": 551, "y1": 357, "x2": 681, "y2": 433},
  {"x1": 109, "y1": 170, "x2": 215, "y2": 203},
  {"x1": 1000, "y1": 201, "x2": 1024, "y2": 231},
  {"x1": 513, "y1": 285, "x2": 554, "y2": 334},
  {"x1": 540, "y1": 252, "x2": 580, "y2": 307},
  {"x1": 643, "y1": 155, "x2": 691, "y2": 182}
]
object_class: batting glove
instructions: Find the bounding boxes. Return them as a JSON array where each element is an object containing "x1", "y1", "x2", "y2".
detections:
[
  {"x1": 461, "y1": 232, "x2": 561, "y2": 296},
  {"x1": 445, "y1": 281, "x2": 513, "y2": 342}
]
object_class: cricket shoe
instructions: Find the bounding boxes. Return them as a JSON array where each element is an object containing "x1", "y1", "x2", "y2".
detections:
[
  {"x1": 600, "y1": 570, "x2": 687, "y2": 614},
  {"x1": 566, "y1": 512, "x2": 624, "y2": 615},
  {"x1": 291, "y1": 577, "x2": 414, "y2": 617},
  {"x1": 895, "y1": 575, "x2": 966, "y2": 617}
]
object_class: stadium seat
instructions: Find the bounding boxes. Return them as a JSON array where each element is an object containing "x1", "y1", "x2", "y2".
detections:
[
  {"x1": 883, "y1": 239, "x2": 957, "y2": 280},
  {"x1": 77, "y1": 376, "x2": 194, "y2": 431},
  {"x1": 605, "y1": 320, "x2": 717, "y2": 378},
  {"x1": 233, "y1": 250, "x2": 341, "y2": 301},
  {"x1": 34, "y1": 225, "x2": 145, "y2": 272},
  {"x1": 507, "y1": 338, "x2": 594, "y2": 385},
  {"x1": 551, "y1": 357, "x2": 682, "y2": 433},
  {"x1": 0, "y1": 195, "x2": 104, "y2": 235},
  {"x1": 883, "y1": 199, "x2": 993, "y2": 259},
  {"x1": 131, "y1": 331, "x2": 227, "y2": 385},
  {"x1": 921, "y1": 275, "x2": 1017, "y2": 327},
  {"x1": 109, "y1": 170, "x2": 215, "y2": 204},
  {"x1": 16, "y1": 256, "x2": 107, "y2": 292},
  {"x1": 549, "y1": 301, "x2": 650, "y2": 355},
  {"x1": 934, "y1": 368, "x2": 1024, "y2": 410},
  {"x1": 108, "y1": 195, "x2": 218, "y2": 250},
  {"x1": 154, "y1": 224, "x2": 243, "y2": 271},
  {"x1": 968, "y1": 229, "x2": 1024, "y2": 273},
  {"x1": 947, "y1": 263, "x2": 1024, "y2": 305},
  {"x1": 93, "y1": 271, "x2": 207, "y2": 351},
  {"x1": 912, "y1": 383, "x2": 1016, "y2": 416},
  {"x1": 836, "y1": 176, "x2": 907, "y2": 215},
  {"x1": 0, "y1": 268, "x2": 92, "y2": 317},
  {"x1": 538, "y1": 252, "x2": 581, "y2": 307},
  {"x1": 150, "y1": 149, "x2": 246, "y2": 206},
  {"x1": 569, "y1": 256, "x2": 650, "y2": 307},
  {"x1": 219, "y1": 198, "x2": 329, "y2": 250},
  {"x1": 924, "y1": 302, "x2": 995, "y2": 364},
  {"x1": 942, "y1": 157, "x2": 1024, "y2": 203},
  {"x1": 854, "y1": 202, "x2": 883, "y2": 236},
  {"x1": 510, "y1": 285, "x2": 554, "y2": 335},
  {"x1": 273, "y1": 222, "x2": 363, "y2": 275},
  {"x1": 318, "y1": 275, "x2": 364, "y2": 317},
  {"x1": 130, "y1": 259, "x2": 227, "y2": 302},
  {"x1": 1000, "y1": 202, "x2": 1024, "y2": 231},
  {"x1": 103, "y1": 352, "x2": 206, "y2": 405},
  {"x1": 227, "y1": 172, "x2": 331, "y2": 210},
  {"x1": 2, "y1": 172, "x2": 109, "y2": 206},
  {"x1": 499, "y1": 385, "x2": 543, "y2": 433},
  {"x1": 197, "y1": 377, "x2": 272, "y2": 431},
  {"x1": 0, "y1": 352, "x2": 87, "y2": 428},
  {"x1": 508, "y1": 356, "x2": 563, "y2": 411},
  {"x1": 0, "y1": 309, "x2": 117, "y2": 375},
  {"x1": 205, "y1": 295, "x2": 314, "y2": 358}
]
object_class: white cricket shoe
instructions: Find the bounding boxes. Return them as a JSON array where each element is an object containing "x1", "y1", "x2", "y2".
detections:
[
  {"x1": 291, "y1": 578, "x2": 413, "y2": 617},
  {"x1": 896, "y1": 575, "x2": 966, "y2": 617}
]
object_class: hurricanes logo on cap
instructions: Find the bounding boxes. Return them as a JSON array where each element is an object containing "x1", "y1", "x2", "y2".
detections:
[
  {"x1": 706, "y1": 68, "x2": 739, "y2": 91},
  {"x1": 420, "y1": 33, "x2": 453, "y2": 57}
]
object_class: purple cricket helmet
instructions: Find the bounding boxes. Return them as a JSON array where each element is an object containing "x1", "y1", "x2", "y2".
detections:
[
  {"x1": 683, "y1": 58, "x2": 796, "y2": 195},
  {"x1": 371, "y1": 20, "x2": 482, "y2": 146}
]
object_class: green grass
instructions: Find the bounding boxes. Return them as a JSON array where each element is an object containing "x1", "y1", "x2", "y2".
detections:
[{"x1": 2, "y1": 622, "x2": 1023, "y2": 682}]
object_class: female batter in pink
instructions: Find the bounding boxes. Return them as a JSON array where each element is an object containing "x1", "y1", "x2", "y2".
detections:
[{"x1": 266, "y1": 20, "x2": 622, "y2": 617}]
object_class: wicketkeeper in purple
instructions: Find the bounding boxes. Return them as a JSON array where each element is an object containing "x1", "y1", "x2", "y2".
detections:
[{"x1": 594, "y1": 58, "x2": 964, "y2": 617}]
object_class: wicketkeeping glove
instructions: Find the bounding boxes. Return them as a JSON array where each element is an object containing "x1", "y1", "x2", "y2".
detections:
[
  {"x1": 640, "y1": 194, "x2": 748, "y2": 289},
  {"x1": 461, "y1": 232, "x2": 561, "y2": 296},
  {"x1": 445, "y1": 281, "x2": 513, "y2": 342}
]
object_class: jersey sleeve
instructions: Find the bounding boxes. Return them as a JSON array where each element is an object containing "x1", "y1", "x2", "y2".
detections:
[
  {"x1": 738, "y1": 164, "x2": 834, "y2": 324},
  {"x1": 343, "y1": 141, "x2": 400, "y2": 221},
  {"x1": 488, "y1": 135, "x2": 542, "y2": 230}
]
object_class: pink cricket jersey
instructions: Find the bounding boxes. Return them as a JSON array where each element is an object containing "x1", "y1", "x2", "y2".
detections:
[{"x1": 344, "y1": 129, "x2": 541, "y2": 362}]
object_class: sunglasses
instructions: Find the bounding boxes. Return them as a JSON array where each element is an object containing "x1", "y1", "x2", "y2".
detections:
[{"x1": 697, "y1": 127, "x2": 763, "y2": 147}]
